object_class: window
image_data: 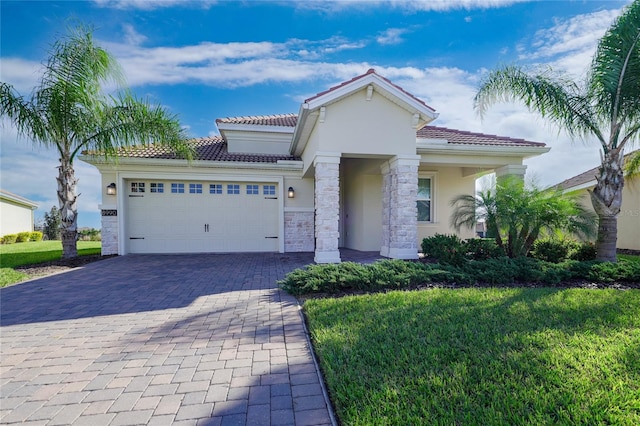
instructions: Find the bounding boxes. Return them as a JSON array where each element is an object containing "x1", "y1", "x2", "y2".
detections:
[
  {"x1": 171, "y1": 183, "x2": 185, "y2": 193},
  {"x1": 150, "y1": 183, "x2": 164, "y2": 193},
  {"x1": 417, "y1": 178, "x2": 432, "y2": 222},
  {"x1": 227, "y1": 184, "x2": 240, "y2": 195},
  {"x1": 247, "y1": 184, "x2": 259, "y2": 195},
  {"x1": 131, "y1": 182, "x2": 145, "y2": 193},
  {"x1": 209, "y1": 184, "x2": 222, "y2": 194},
  {"x1": 263, "y1": 185, "x2": 276, "y2": 195},
  {"x1": 189, "y1": 183, "x2": 203, "y2": 194}
]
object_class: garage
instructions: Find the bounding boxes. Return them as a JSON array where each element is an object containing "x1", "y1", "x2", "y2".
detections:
[{"x1": 125, "y1": 179, "x2": 279, "y2": 253}]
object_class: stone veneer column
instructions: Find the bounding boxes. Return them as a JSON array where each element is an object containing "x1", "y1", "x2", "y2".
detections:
[
  {"x1": 385, "y1": 155, "x2": 421, "y2": 259},
  {"x1": 100, "y1": 209, "x2": 118, "y2": 255},
  {"x1": 314, "y1": 153, "x2": 341, "y2": 263},
  {"x1": 284, "y1": 210, "x2": 315, "y2": 252},
  {"x1": 380, "y1": 162, "x2": 391, "y2": 257}
]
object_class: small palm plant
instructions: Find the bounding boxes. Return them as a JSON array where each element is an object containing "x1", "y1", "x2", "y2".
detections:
[{"x1": 450, "y1": 177, "x2": 597, "y2": 258}]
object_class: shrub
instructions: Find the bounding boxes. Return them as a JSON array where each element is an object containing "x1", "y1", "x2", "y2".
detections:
[
  {"x1": 16, "y1": 232, "x2": 31, "y2": 243},
  {"x1": 588, "y1": 260, "x2": 640, "y2": 283},
  {"x1": 530, "y1": 239, "x2": 570, "y2": 263},
  {"x1": 29, "y1": 231, "x2": 43, "y2": 242},
  {"x1": 2, "y1": 234, "x2": 17, "y2": 244},
  {"x1": 464, "y1": 238, "x2": 505, "y2": 260},
  {"x1": 421, "y1": 234, "x2": 466, "y2": 266},
  {"x1": 568, "y1": 241, "x2": 597, "y2": 261}
]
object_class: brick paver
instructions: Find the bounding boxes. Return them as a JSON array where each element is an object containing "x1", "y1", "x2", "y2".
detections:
[{"x1": 0, "y1": 252, "x2": 376, "y2": 425}]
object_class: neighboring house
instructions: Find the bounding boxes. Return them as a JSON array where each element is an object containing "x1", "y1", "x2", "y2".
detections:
[
  {"x1": 0, "y1": 189, "x2": 38, "y2": 237},
  {"x1": 554, "y1": 150, "x2": 640, "y2": 252},
  {"x1": 82, "y1": 69, "x2": 549, "y2": 262}
]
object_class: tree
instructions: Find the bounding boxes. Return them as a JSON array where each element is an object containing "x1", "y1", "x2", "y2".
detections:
[
  {"x1": 43, "y1": 206, "x2": 62, "y2": 241},
  {"x1": 1, "y1": 25, "x2": 192, "y2": 258},
  {"x1": 450, "y1": 177, "x2": 597, "y2": 258},
  {"x1": 474, "y1": 0, "x2": 640, "y2": 262}
]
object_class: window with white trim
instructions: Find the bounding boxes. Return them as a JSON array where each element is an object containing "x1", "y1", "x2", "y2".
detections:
[
  {"x1": 189, "y1": 183, "x2": 203, "y2": 194},
  {"x1": 209, "y1": 184, "x2": 222, "y2": 194},
  {"x1": 246, "y1": 184, "x2": 259, "y2": 195},
  {"x1": 227, "y1": 184, "x2": 240, "y2": 195},
  {"x1": 263, "y1": 185, "x2": 276, "y2": 195},
  {"x1": 417, "y1": 178, "x2": 432, "y2": 222},
  {"x1": 171, "y1": 183, "x2": 185, "y2": 193},
  {"x1": 131, "y1": 182, "x2": 145, "y2": 193},
  {"x1": 150, "y1": 183, "x2": 164, "y2": 193}
]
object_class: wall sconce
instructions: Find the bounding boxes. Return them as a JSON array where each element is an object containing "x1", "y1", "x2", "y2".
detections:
[
  {"x1": 287, "y1": 187, "x2": 295, "y2": 198},
  {"x1": 106, "y1": 183, "x2": 117, "y2": 195}
]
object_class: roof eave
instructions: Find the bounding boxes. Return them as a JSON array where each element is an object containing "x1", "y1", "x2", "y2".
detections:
[
  {"x1": 79, "y1": 155, "x2": 303, "y2": 171},
  {"x1": 416, "y1": 142, "x2": 550, "y2": 158}
]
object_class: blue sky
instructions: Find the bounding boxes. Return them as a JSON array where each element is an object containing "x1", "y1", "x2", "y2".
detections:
[{"x1": 0, "y1": 0, "x2": 632, "y2": 229}]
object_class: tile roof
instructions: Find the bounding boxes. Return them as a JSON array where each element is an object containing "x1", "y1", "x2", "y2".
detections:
[
  {"x1": 112, "y1": 136, "x2": 299, "y2": 163},
  {"x1": 555, "y1": 150, "x2": 638, "y2": 190},
  {"x1": 305, "y1": 68, "x2": 437, "y2": 112},
  {"x1": 417, "y1": 125, "x2": 546, "y2": 147},
  {"x1": 216, "y1": 114, "x2": 297, "y2": 127}
]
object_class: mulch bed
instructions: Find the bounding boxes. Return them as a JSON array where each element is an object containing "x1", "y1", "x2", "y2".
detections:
[{"x1": 15, "y1": 255, "x2": 117, "y2": 279}]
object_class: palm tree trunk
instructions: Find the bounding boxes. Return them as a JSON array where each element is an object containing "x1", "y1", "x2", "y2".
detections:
[
  {"x1": 589, "y1": 149, "x2": 624, "y2": 262},
  {"x1": 57, "y1": 153, "x2": 78, "y2": 259}
]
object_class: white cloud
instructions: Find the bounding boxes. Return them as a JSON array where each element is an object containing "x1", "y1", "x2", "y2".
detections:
[
  {"x1": 0, "y1": 58, "x2": 42, "y2": 93},
  {"x1": 93, "y1": 0, "x2": 215, "y2": 10},
  {"x1": 122, "y1": 24, "x2": 147, "y2": 46},
  {"x1": 519, "y1": 8, "x2": 621, "y2": 78},
  {"x1": 294, "y1": 0, "x2": 531, "y2": 13},
  {"x1": 376, "y1": 28, "x2": 408, "y2": 46}
]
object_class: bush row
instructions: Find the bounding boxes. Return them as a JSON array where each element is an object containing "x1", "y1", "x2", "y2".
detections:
[
  {"x1": 279, "y1": 258, "x2": 640, "y2": 295},
  {"x1": 1, "y1": 231, "x2": 43, "y2": 244},
  {"x1": 421, "y1": 234, "x2": 597, "y2": 265}
]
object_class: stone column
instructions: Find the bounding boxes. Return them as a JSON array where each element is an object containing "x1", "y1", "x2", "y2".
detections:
[
  {"x1": 314, "y1": 153, "x2": 341, "y2": 263},
  {"x1": 380, "y1": 162, "x2": 391, "y2": 257},
  {"x1": 386, "y1": 155, "x2": 421, "y2": 259},
  {"x1": 100, "y1": 209, "x2": 118, "y2": 255}
]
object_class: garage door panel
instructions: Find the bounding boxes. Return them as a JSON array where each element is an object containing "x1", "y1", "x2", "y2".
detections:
[{"x1": 126, "y1": 180, "x2": 279, "y2": 253}]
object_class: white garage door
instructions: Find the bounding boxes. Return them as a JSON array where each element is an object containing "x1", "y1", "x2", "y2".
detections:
[{"x1": 125, "y1": 180, "x2": 279, "y2": 253}]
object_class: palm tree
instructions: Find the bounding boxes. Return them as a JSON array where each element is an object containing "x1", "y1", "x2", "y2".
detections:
[
  {"x1": 474, "y1": 0, "x2": 640, "y2": 262},
  {"x1": 1, "y1": 26, "x2": 192, "y2": 258},
  {"x1": 450, "y1": 177, "x2": 597, "y2": 258}
]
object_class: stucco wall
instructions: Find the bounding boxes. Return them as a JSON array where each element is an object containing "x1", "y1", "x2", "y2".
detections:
[
  {"x1": 0, "y1": 200, "x2": 34, "y2": 236},
  {"x1": 573, "y1": 178, "x2": 640, "y2": 251},
  {"x1": 342, "y1": 159, "x2": 384, "y2": 251},
  {"x1": 316, "y1": 87, "x2": 417, "y2": 156},
  {"x1": 417, "y1": 166, "x2": 476, "y2": 247}
]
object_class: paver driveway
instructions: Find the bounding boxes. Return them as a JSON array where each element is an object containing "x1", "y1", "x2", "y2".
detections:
[{"x1": 0, "y1": 253, "x2": 335, "y2": 426}]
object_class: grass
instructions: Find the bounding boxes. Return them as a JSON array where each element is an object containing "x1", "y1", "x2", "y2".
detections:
[
  {"x1": 0, "y1": 240, "x2": 102, "y2": 268},
  {"x1": 619, "y1": 254, "x2": 640, "y2": 263},
  {"x1": 0, "y1": 241, "x2": 102, "y2": 287},
  {"x1": 305, "y1": 289, "x2": 640, "y2": 425}
]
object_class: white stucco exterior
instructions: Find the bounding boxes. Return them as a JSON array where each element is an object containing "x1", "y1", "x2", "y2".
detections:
[
  {"x1": 82, "y1": 69, "x2": 550, "y2": 261},
  {"x1": 0, "y1": 190, "x2": 38, "y2": 237}
]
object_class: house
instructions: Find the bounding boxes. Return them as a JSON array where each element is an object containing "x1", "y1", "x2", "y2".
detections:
[
  {"x1": 81, "y1": 69, "x2": 549, "y2": 262},
  {"x1": 0, "y1": 189, "x2": 38, "y2": 237},
  {"x1": 555, "y1": 150, "x2": 640, "y2": 251}
]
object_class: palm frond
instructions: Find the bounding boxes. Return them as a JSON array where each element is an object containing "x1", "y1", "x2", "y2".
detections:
[
  {"x1": 588, "y1": 0, "x2": 640, "y2": 139},
  {"x1": 475, "y1": 65, "x2": 605, "y2": 144}
]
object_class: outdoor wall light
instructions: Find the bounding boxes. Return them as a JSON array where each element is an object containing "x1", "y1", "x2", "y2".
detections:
[
  {"x1": 288, "y1": 187, "x2": 295, "y2": 198},
  {"x1": 106, "y1": 183, "x2": 117, "y2": 195}
]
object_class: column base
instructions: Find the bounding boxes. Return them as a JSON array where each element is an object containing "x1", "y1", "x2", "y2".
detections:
[
  {"x1": 387, "y1": 248, "x2": 418, "y2": 260},
  {"x1": 314, "y1": 250, "x2": 341, "y2": 264},
  {"x1": 380, "y1": 246, "x2": 390, "y2": 257}
]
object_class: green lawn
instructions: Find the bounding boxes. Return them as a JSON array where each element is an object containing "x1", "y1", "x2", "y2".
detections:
[
  {"x1": 305, "y1": 289, "x2": 640, "y2": 425},
  {"x1": 0, "y1": 241, "x2": 102, "y2": 287}
]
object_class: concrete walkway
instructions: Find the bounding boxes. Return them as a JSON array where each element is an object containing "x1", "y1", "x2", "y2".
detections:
[{"x1": 0, "y1": 252, "x2": 355, "y2": 426}]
